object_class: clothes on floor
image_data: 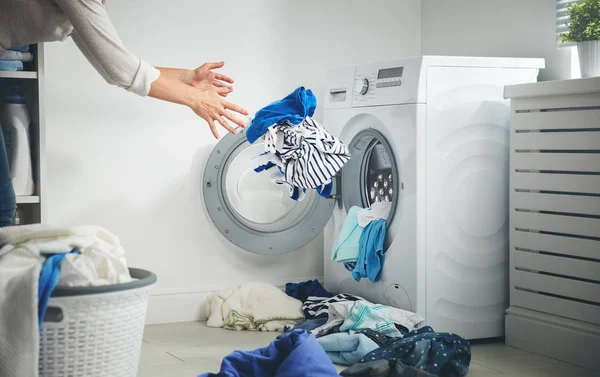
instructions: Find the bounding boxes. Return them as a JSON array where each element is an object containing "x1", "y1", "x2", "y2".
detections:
[
  {"x1": 340, "y1": 301, "x2": 403, "y2": 338},
  {"x1": 312, "y1": 300, "x2": 425, "y2": 338},
  {"x1": 341, "y1": 359, "x2": 436, "y2": 377},
  {"x1": 352, "y1": 219, "x2": 387, "y2": 283},
  {"x1": 37, "y1": 249, "x2": 80, "y2": 328},
  {"x1": 246, "y1": 86, "x2": 317, "y2": 144},
  {"x1": 0, "y1": 224, "x2": 131, "y2": 287},
  {"x1": 317, "y1": 332, "x2": 379, "y2": 366},
  {"x1": 0, "y1": 60, "x2": 24, "y2": 71},
  {"x1": 0, "y1": 242, "x2": 43, "y2": 377},
  {"x1": 302, "y1": 293, "x2": 363, "y2": 320},
  {"x1": 331, "y1": 206, "x2": 364, "y2": 263},
  {"x1": 0, "y1": 50, "x2": 34, "y2": 61},
  {"x1": 7, "y1": 45, "x2": 29, "y2": 52},
  {"x1": 205, "y1": 283, "x2": 304, "y2": 332},
  {"x1": 357, "y1": 326, "x2": 471, "y2": 377},
  {"x1": 357, "y1": 202, "x2": 392, "y2": 227},
  {"x1": 282, "y1": 318, "x2": 328, "y2": 335},
  {"x1": 198, "y1": 329, "x2": 339, "y2": 377},
  {"x1": 285, "y1": 279, "x2": 333, "y2": 303},
  {"x1": 355, "y1": 329, "x2": 397, "y2": 347}
]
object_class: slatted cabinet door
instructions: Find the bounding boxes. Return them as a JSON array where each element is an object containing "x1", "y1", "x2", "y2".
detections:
[{"x1": 505, "y1": 77, "x2": 600, "y2": 372}]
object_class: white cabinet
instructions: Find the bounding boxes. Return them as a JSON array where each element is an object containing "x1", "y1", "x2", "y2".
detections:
[
  {"x1": 505, "y1": 77, "x2": 600, "y2": 372},
  {"x1": 0, "y1": 44, "x2": 46, "y2": 224}
]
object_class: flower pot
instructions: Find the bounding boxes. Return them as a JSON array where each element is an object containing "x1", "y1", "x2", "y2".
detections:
[{"x1": 577, "y1": 40, "x2": 600, "y2": 77}]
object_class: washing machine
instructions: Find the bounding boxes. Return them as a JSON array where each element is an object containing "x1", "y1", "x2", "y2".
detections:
[{"x1": 202, "y1": 56, "x2": 544, "y2": 340}]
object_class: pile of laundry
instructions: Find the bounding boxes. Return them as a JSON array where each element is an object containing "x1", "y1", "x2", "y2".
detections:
[
  {"x1": 332, "y1": 201, "x2": 392, "y2": 282},
  {"x1": 0, "y1": 224, "x2": 132, "y2": 377},
  {"x1": 202, "y1": 279, "x2": 471, "y2": 377},
  {"x1": 0, "y1": 45, "x2": 33, "y2": 71},
  {"x1": 246, "y1": 86, "x2": 351, "y2": 201}
]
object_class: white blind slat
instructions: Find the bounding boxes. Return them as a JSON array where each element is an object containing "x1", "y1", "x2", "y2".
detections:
[{"x1": 556, "y1": 0, "x2": 580, "y2": 47}]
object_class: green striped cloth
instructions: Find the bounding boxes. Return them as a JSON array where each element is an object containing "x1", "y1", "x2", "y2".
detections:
[{"x1": 339, "y1": 301, "x2": 403, "y2": 337}]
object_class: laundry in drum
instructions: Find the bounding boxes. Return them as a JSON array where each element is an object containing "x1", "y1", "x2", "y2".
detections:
[{"x1": 246, "y1": 86, "x2": 351, "y2": 201}]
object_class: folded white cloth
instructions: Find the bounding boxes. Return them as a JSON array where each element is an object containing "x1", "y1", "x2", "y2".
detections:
[
  {"x1": 0, "y1": 50, "x2": 34, "y2": 61},
  {"x1": 0, "y1": 244, "x2": 43, "y2": 377},
  {"x1": 357, "y1": 202, "x2": 392, "y2": 227},
  {"x1": 206, "y1": 283, "x2": 305, "y2": 332},
  {"x1": 0, "y1": 224, "x2": 131, "y2": 287}
]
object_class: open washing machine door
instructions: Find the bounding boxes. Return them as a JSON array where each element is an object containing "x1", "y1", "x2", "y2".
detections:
[
  {"x1": 202, "y1": 124, "x2": 401, "y2": 256},
  {"x1": 202, "y1": 128, "x2": 335, "y2": 255}
]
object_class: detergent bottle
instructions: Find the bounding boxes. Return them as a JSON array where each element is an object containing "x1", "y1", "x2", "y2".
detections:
[{"x1": 1, "y1": 87, "x2": 34, "y2": 196}]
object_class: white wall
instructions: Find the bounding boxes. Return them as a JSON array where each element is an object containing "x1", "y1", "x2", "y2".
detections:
[
  {"x1": 422, "y1": 0, "x2": 573, "y2": 81},
  {"x1": 44, "y1": 0, "x2": 422, "y2": 323}
]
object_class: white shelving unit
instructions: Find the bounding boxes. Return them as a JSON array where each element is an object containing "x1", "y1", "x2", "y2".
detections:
[
  {"x1": 0, "y1": 43, "x2": 46, "y2": 225},
  {"x1": 504, "y1": 77, "x2": 600, "y2": 372}
]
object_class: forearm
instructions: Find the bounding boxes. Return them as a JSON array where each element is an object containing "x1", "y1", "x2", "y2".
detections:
[
  {"x1": 156, "y1": 67, "x2": 194, "y2": 85},
  {"x1": 147, "y1": 73, "x2": 196, "y2": 108}
]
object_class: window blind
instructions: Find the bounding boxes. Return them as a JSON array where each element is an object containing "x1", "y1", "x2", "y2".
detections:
[{"x1": 556, "y1": 0, "x2": 580, "y2": 46}]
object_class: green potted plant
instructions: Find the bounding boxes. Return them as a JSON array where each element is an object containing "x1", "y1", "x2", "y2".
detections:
[{"x1": 560, "y1": 0, "x2": 600, "y2": 77}]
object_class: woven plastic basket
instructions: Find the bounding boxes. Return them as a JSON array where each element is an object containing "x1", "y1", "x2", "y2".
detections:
[{"x1": 39, "y1": 268, "x2": 157, "y2": 377}]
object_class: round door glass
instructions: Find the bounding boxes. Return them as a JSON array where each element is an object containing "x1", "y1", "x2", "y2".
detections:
[{"x1": 220, "y1": 140, "x2": 320, "y2": 233}]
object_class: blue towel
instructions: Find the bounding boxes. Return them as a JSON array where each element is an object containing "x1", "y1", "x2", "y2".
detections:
[
  {"x1": 356, "y1": 326, "x2": 472, "y2": 377},
  {"x1": 8, "y1": 45, "x2": 29, "y2": 52},
  {"x1": 0, "y1": 60, "x2": 23, "y2": 71},
  {"x1": 331, "y1": 206, "x2": 364, "y2": 263},
  {"x1": 352, "y1": 219, "x2": 386, "y2": 283},
  {"x1": 246, "y1": 86, "x2": 317, "y2": 144},
  {"x1": 317, "y1": 332, "x2": 379, "y2": 366},
  {"x1": 198, "y1": 329, "x2": 339, "y2": 377},
  {"x1": 38, "y1": 249, "x2": 80, "y2": 329},
  {"x1": 280, "y1": 318, "x2": 328, "y2": 336},
  {"x1": 285, "y1": 279, "x2": 333, "y2": 302}
]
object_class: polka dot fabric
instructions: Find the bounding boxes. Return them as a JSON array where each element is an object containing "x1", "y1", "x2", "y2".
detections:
[{"x1": 357, "y1": 326, "x2": 471, "y2": 377}]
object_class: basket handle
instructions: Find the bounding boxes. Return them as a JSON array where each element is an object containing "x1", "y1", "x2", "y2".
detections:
[{"x1": 43, "y1": 306, "x2": 65, "y2": 324}]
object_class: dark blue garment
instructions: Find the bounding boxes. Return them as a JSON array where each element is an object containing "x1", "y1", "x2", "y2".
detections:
[
  {"x1": 285, "y1": 279, "x2": 333, "y2": 302},
  {"x1": 341, "y1": 359, "x2": 436, "y2": 377},
  {"x1": 8, "y1": 45, "x2": 29, "y2": 52},
  {"x1": 352, "y1": 219, "x2": 386, "y2": 283},
  {"x1": 38, "y1": 249, "x2": 80, "y2": 329},
  {"x1": 246, "y1": 86, "x2": 317, "y2": 144},
  {"x1": 0, "y1": 125, "x2": 16, "y2": 227},
  {"x1": 198, "y1": 329, "x2": 339, "y2": 377},
  {"x1": 280, "y1": 318, "x2": 328, "y2": 337},
  {"x1": 358, "y1": 326, "x2": 471, "y2": 377}
]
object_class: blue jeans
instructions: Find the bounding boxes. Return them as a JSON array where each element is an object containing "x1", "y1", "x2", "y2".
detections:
[{"x1": 0, "y1": 129, "x2": 16, "y2": 227}]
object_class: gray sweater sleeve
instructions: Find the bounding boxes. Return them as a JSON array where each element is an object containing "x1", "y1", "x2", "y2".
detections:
[{"x1": 54, "y1": 0, "x2": 160, "y2": 96}]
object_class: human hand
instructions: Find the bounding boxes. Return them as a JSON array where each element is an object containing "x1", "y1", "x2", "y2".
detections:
[
  {"x1": 189, "y1": 62, "x2": 234, "y2": 97},
  {"x1": 189, "y1": 81, "x2": 249, "y2": 139}
]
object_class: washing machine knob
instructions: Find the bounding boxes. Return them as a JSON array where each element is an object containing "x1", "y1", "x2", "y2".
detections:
[{"x1": 355, "y1": 78, "x2": 369, "y2": 95}]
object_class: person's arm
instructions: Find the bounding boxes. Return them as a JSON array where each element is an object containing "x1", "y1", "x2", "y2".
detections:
[
  {"x1": 148, "y1": 74, "x2": 247, "y2": 139},
  {"x1": 56, "y1": 0, "x2": 247, "y2": 136}
]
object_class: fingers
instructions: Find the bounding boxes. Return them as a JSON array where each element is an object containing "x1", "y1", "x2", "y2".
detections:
[
  {"x1": 204, "y1": 61, "x2": 225, "y2": 70},
  {"x1": 207, "y1": 119, "x2": 220, "y2": 139},
  {"x1": 215, "y1": 116, "x2": 236, "y2": 135},
  {"x1": 221, "y1": 109, "x2": 246, "y2": 129},
  {"x1": 223, "y1": 100, "x2": 249, "y2": 116},
  {"x1": 215, "y1": 86, "x2": 233, "y2": 97},
  {"x1": 214, "y1": 73, "x2": 234, "y2": 84}
]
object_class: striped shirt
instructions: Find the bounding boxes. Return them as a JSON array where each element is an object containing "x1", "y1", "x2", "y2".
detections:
[{"x1": 302, "y1": 293, "x2": 363, "y2": 320}]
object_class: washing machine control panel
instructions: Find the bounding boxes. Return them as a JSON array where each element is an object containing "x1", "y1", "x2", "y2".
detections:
[{"x1": 352, "y1": 59, "x2": 424, "y2": 106}]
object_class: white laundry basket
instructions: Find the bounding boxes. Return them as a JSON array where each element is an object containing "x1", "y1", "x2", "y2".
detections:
[{"x1": 39, "y1": 268, "x2": 157, "y2": 377}]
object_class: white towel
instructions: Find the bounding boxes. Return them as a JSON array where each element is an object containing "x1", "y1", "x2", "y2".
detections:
[
  {"x1": 0, "y1": 224, "x2": 131, "y2": 286},
  {"x1": 357, "y1": 202, "x2": 392, "y2": 227},
  {"x1": 206, "y1": 283, "x2": 304, "y2": 332},
  {"x1": 0, "y1": 244, "x2": 43, "y2": 377}
]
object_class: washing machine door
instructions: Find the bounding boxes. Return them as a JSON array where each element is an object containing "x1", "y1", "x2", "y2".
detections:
[{"x1": 202, "y1": 129, "x2": 336, "y2": 255}]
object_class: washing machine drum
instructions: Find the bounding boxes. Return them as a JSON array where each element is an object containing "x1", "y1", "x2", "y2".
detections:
[{"x1": 202, "y1": 128, "x2": 400, "y2": 255}]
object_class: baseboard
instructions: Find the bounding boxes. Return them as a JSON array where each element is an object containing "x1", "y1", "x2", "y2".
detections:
[
  {"x1": 145, "y1": 277, "x2": 324, "y2": 325},
  {"x1": 505, "y1": 307, "x2": 600, "y2": 372}
]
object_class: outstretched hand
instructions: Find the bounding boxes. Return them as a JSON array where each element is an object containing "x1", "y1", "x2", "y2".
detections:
[{"x1": 190, "y1": 62, "x2": 234, "y2": 97}]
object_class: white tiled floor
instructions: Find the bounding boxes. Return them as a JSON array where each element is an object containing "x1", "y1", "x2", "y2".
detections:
[{"x1": 137, "y1": 322, "x2": 599, "y2": 377}]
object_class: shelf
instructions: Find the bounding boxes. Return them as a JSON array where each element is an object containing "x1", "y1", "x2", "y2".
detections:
[
  {"x1": 16, "y1": 196, "x2": 40, "y2": 204},
  {"x1": 0, "y1": 71, "x2": 38, "y2": 79}
]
